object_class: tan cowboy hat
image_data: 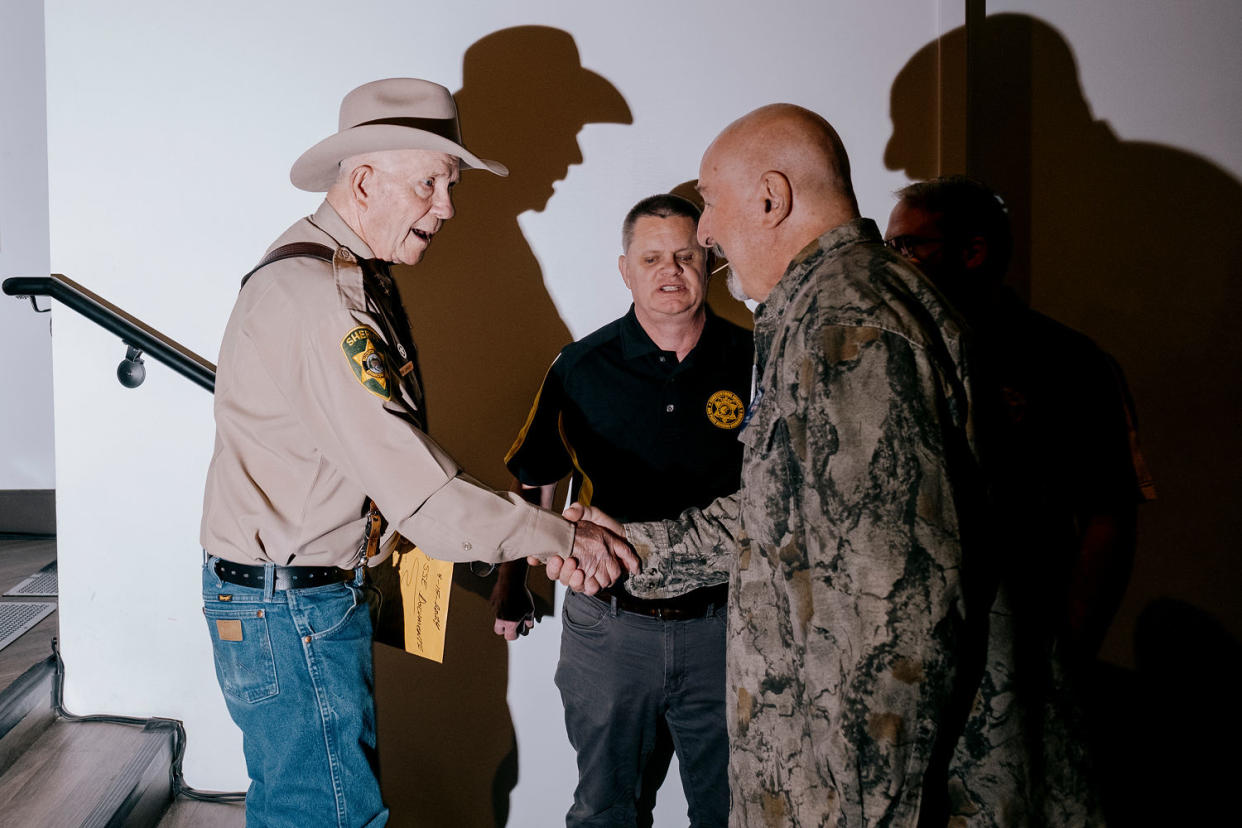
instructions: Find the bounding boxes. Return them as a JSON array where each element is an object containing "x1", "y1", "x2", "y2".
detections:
[{"x1": 290, "y1": 77, "x2": 508, "y2": 191}]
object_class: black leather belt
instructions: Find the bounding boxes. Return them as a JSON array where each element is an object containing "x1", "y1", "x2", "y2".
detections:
[
  {"x1": 213, "y1": 560, "x2": 354, "y2": 591},
  {"x1": 595, "y1": 583, "x2": 727, "y2": 621}
]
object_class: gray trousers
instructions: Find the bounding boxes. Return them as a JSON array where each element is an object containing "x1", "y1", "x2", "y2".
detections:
[{"x1": 555, "y1": 589, "x2": 729, "y2": 828}]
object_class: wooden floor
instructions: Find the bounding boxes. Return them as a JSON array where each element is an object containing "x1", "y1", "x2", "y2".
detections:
[
  {"x1": 157, "y1": 797, "x2": 246, "y2": 827},
  {"x1": 0, "y1": 536, "x2": 58, "y2": 689}
]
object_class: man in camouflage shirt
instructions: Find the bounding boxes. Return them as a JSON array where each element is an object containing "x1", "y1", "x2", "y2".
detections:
[{"x1": 550, "y1": 105, "x2": 1058, "y2": 826}]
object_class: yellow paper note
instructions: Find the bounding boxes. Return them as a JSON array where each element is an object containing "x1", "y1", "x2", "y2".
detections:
[{"x1": 394, "y1": 544, "x2": 453, "y2": 663}]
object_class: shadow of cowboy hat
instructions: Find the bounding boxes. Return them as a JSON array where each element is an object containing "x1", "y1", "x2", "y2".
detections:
[
  {"x1": 290, "y1": 77, "x2": 508, "y2": 192},
  {"x1": 460, "y1": 26, "x2": 631, "y2": 127}
]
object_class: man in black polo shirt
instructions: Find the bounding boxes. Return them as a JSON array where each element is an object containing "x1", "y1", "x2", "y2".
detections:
[{"x1": 491, "y1": 193, "x2": 752, "y2": 827}]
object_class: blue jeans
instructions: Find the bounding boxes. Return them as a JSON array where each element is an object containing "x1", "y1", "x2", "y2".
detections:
[
  {"x1": 555, "y1": 589, "x2": 729, "y2": 828},
  {"x1": 202, "y1": 557, "x2": 388, "y2": 828}
]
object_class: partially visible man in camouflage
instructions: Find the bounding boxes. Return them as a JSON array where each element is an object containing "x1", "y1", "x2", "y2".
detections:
[{"x1": 548, "y1": 104, "x2": 1060, "y2": 826}]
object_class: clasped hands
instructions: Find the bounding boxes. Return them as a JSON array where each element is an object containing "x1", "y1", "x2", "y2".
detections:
[{"x1": 529, "y1": 503, "x2": 638, "y2": 595}]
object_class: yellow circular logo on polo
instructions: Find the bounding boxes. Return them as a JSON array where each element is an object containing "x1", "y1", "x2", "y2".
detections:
[{"x1": 706, "y1": 390, "x2": 744, "y2": 430}]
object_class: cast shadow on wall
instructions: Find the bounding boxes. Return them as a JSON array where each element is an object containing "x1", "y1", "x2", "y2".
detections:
[
  {"x1": 374, "y1": 26, "x2": 630, "y2": 827},
  {"x1": 1088, "y1": 598, "x2": 1242, "y2": 825},
  {"x1": 887, "y1": 13, "x2": 1242, "y2": 824}
]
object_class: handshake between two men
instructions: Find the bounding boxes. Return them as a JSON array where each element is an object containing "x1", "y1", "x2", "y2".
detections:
[{"x1": 530, "y1": 503, "x2": 635, "y2": 595}]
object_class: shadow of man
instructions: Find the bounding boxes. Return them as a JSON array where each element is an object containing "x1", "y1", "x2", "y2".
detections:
[
  {"x1": 1081, "y1": 598, "x2": 1242, "y2": 826},
  {"x1": 1129, "y1": 599, "x2": 1242, "y2": 825},
  {"x1": 373, "y1": 26, "x2": 631, "y2": 827},
  {"x1": 886, "y1": 12, "x2": 1242, "y2": 824}
]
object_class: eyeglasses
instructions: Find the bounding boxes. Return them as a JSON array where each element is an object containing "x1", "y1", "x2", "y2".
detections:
[{"x1": 884, "y1": 235, "x2": 945, "y2": 259}]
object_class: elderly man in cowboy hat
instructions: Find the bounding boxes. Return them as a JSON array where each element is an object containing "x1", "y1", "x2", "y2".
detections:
[{"x1": 200, "y1": 77, "x2": 637, "y2": 827}]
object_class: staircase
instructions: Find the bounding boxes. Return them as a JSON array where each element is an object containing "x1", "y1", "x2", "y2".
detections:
[
  {"x1": 0, "y1": 657, "x2": 245, "y2": 827},
  {"x1": 0, "y1": 535, "x2": 244, "y2": 827},
  {"x1": 0, "y1": 658, "x2": 170, "y2": 826}
]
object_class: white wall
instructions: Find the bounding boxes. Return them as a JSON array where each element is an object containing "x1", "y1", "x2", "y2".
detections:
[
  {"x1": 39, "y1": 0, "x2": 943, "y2": 823},
  {"x1": 0, "y1": 0, "x2": 54, "y2": 492},
  {"x1": 988, "y1": 0, "x2": 1242, "y2": 177}
]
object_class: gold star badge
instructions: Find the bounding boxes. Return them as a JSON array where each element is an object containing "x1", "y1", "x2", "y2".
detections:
[
  {"x1": 706, "y1": 390, "x2": 744, "y2": 429},
  {"x1": 341, "y1": 326, "x2": 391, "y2": 400}
]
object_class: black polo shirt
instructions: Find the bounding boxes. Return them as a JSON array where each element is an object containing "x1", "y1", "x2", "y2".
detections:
[{"x1": 506, "y1": 306, "x2": 753, "y2": 526}]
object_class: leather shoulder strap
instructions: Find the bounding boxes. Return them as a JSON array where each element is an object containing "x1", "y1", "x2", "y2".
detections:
[{"x1": 240, "y1": 242, "x2": 336, "y2": 290}]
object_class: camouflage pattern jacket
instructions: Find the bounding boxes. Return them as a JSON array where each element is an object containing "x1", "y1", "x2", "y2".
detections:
[{"x1": 625, "y1": 219, "x2": 1088, "y2": 826}]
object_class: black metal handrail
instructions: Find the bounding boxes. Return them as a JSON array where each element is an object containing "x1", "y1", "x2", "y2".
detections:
[{"x1": 3, "y1": 274, "x2": 216, "y2": 393}]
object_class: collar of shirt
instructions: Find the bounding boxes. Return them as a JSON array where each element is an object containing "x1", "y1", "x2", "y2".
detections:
[
  {"x1": 751, "y1": 217, "x2": 879, "y2": 364},
  {"x1": 618, "y1": 304, "x2": 725, "y2": 369},
  {"x1": 754, "y1": 217, "x2": 880, "y2": 326},
  {"x1": 309, "y1": 200, "x2": 377, "y2": 262}
]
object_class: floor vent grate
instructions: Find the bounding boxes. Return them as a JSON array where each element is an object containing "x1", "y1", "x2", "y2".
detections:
[
  {"x1": 0, "y1": 602, "x2": 56, "y2": 653},
  {"x1": 4, "y1": 562, "x2": 57, "y2": 597}
]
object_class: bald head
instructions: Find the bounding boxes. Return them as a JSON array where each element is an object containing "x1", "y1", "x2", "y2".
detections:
[
  {"x1": 716, "y1": 104, "x2": 858, "y2": 212},
  {"x1": 697, "y1": 104, "x2": 860, "y2": 302}
]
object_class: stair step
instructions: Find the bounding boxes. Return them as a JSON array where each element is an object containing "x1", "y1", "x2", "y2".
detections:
[
  {"x1": 0, "y1": 657, "x2": 56, "y2": 778},
  {"x1": 156, "y1": 797, "x2": 245, "y2": 827},
  {"x1": 0, "y1": 717, "x2": 174, "y2": 827}
]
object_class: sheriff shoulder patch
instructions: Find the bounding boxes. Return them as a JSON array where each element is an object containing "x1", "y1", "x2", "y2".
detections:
[
  {"x1": 342, "y1": 326, "x2": 391, "y2": 400},
  {"x1": 706, "y1": 389, "x2": 744, "y2": 430}
]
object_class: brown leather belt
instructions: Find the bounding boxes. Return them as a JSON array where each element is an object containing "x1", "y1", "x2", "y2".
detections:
[
  {"x1": 213, "y1": 560, "x2": 354, "y2": 591},
  {"x1": 594, "y1": 583, "x2": 727, "y2": 621}
]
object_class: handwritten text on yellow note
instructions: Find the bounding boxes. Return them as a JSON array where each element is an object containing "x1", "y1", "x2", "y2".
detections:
[{"x1": 393, "y1": 544, "x2": 453, "y2": 663}]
